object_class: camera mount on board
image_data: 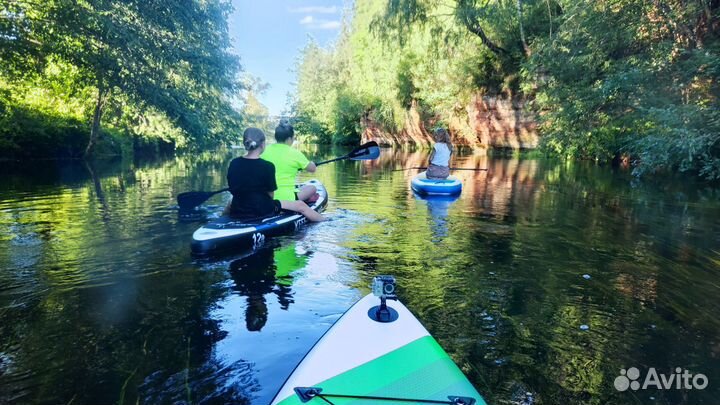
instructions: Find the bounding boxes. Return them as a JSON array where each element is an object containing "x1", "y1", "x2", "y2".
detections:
[{"x1": 369, "y1": 275, "x2": 398, "y2": 323}]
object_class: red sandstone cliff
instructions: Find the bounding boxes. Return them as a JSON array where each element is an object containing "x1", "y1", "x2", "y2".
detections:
[{"x1": 362, "y1": 95, "x2": 538, "y2": 150}]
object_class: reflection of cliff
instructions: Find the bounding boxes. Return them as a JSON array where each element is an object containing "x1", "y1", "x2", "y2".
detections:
[
  {"x1": 377, "y1": 150, "x2": 540, "y2": 222},
  {"x1": 361, "y1": 95, "x2": 538, "y2": 150},
  {"x1": 362, "y1": 149, "x2": 541, "y2": 225},
  {"x1": 465, "y1": 158, "x2": 540, "y2": 220},
  {"x1": 457, "y1": 158, "x2": 541, "y2": 268}
]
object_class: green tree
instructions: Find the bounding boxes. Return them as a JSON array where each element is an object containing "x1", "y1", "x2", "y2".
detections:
[
  {"x1": 291, "y1": 39, "x2": 338, "y2": 143},
  {"x1": 240, "y1": 75, "x2": 273, "y2": 136},
  {"x1": 293, "y1": 0, "x2": 719, "y2": 179},
  {"x1": 525, "y1": 0, "x2": 720, "y2": 178},
  {"x1": 0, "y1": 0, "x2": 243, "y2": 157}
]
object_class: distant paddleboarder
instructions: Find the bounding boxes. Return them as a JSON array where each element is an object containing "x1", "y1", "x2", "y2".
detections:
[{"x1": 426, "y1": 128, "x2": 452, "y2": 180}]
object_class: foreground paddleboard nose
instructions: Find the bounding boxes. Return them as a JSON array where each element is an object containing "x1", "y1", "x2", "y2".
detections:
[{"x1": 270, "y1": 294, "x2": 486, "y2": 405}]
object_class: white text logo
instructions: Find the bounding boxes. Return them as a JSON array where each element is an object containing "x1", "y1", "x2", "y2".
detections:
[{"x1": 614, "y1": 367, "x2": 708, "y2": 391}]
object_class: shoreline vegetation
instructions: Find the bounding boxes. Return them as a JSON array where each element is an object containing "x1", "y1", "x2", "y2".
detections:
[
  {"x1": 291, "y1": 1, "x2": 720, "y2": 180},
  {"x1": 1, "y1": 0, "x2": 243, "y2": 160},
  {"x1": 1, "y1": 1, "x2": 718, "y2": 180}
]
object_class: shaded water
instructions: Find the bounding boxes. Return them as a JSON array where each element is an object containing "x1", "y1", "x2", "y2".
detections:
[{"x1": 1, "y1": 148, "x2": 719, "y2": 405}]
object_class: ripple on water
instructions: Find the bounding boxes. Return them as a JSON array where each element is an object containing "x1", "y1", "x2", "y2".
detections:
[
  {"x1": 1, "y1": 152, "x2": 719, "y2": 405},
  {"x1": 139, "y1": 359, "x2": 260, "y2": 404}
]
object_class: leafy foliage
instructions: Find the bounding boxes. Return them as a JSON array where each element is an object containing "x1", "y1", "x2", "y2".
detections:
[
  {"x1": 239, "y1": 75, "x2": 274, "y2": 137},
  {"x1": 294, "y1": 0, "x2": 720, "y2": 179},
  {"x1": 525, "y1": 0, "x2": 720, "y2": 179},
  {"x1": 0, "y1": 0, "x2": 244, "y2": 158}
]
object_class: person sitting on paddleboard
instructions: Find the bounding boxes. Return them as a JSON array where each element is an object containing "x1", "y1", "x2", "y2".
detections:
[
  {"x1": 426, "y1": 128, "x2": 452, "y2": 179},
  {"x1": 261, "y1": 121, "x2": 320, "y2": 203},
  {"x1": 226, "y1": 128, "x2": 324, "y2": 222}
]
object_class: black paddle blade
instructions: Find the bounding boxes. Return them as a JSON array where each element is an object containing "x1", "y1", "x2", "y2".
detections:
[
  {"x1": 177, "y1": 189, "x2": 227, "y2": 211},
  {"x1": 348, "y1": 141, "x2": 380, "y2": 160}
]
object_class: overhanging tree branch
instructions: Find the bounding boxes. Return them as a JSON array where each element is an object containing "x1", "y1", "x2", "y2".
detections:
[{"x1": 459, "y1": 10, "x2": 507, "y2": 54}]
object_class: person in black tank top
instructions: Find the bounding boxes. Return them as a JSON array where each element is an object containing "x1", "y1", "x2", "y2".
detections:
[
  {"x1": 227, "y1": 156, "x2": 280, "y2": 218},
  {"x1": 226, "y1": 128, "x2": 281, "y2": 219},
  {"x1": 226, "y1": 127, "x2": 326, "y2": 222}
]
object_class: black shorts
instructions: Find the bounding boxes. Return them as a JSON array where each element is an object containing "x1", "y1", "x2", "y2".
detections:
[{"x1": 229, "y1": 198, "x2": 282, "y2": 219}]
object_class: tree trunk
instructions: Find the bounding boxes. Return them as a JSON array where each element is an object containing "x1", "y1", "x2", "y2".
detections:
[
  {"x1": 461, "y1": 14, "x2": 507, "y2": 55},
  {"x1": 84, "y1": 84, "x2": 107, "y2": 158},
  {"x1": 546, "y1": 0, "x2": 553, "y2": 37},
  {"x1": 517, "y1": 0, "x2": 531, "y2": 56}
]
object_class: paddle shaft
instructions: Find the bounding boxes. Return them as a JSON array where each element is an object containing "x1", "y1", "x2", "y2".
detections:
[
  {"x1": 315, "y1": 141, "x2": 379, "y2": 165},
  {"x1": 315, "y1": 155, "x2": 347, "y2": 166},
  {"x1": 394, "y1": 167, "x2": 488, "y2": 171},
  {"x1": 177, "y1": 142, "x2": 378, "y2": 210}
]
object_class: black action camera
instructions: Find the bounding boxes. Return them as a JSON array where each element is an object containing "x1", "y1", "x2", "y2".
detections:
[{"x1": 372, "y1": 275, "x2": 397, "y2": 298}]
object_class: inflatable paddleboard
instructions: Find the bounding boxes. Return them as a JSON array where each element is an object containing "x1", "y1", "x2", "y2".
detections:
[
  {"x1": 271, "y1": 277, "x2": 485, "y2": 405},
  {"x1": 191, "y1": 180, "x2": 327, "y2": 255},
  {"x1": 411, "y1": 172, "x2": 462, "y2": 196}
]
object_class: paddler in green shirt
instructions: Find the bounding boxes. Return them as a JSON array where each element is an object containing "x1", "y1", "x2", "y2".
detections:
[{"x1": 262, "y1": 121, "x2": 320, "y2": 203}]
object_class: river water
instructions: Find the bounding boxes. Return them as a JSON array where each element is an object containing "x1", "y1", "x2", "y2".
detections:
[{"x1": 0, "y1": 147, "x2": 718, "y2": 405}]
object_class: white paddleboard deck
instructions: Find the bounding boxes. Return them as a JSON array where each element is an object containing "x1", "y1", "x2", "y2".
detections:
[{"x1": 271, "y1": 294, "x2": 486, "y2": 405}]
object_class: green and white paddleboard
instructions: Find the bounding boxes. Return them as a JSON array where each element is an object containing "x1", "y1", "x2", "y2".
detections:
[{"x1": 271, "y1": 282, "x2": 486, "y2": 405}]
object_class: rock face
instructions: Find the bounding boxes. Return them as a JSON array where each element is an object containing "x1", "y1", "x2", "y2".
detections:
[
  {"x1": 361, "y1": 100, "x2": 431, "y2": 148},
  {"x1": 362, "y1": 95, "x2": 538, "y2": 150}
]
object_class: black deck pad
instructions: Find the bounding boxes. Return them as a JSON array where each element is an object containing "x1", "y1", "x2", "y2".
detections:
[{"x1": 205, "y1": 211, "x2": 297, "y2": 229}]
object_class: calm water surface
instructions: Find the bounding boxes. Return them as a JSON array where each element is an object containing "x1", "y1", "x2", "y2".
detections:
[{"x1": 1, "y1": 148, "x2": 719, "y2": 405}]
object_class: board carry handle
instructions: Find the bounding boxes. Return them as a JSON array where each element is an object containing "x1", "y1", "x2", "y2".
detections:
[{"x1": 293, "y1": 386, "x2": 476, "y2": 404}]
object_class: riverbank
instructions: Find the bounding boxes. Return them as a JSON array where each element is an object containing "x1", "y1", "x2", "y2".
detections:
[
  {"x1": 0, "y1": 118, "x2": 177, "y2": 161},
  {"x1": 292, "y1": 1, "x2": 719, "y2": 181}
]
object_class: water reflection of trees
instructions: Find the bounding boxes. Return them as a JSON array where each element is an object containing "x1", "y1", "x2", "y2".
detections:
[
  {"x1": 0, "y1": 152, "x2": 264, "y2": 405},
  {"x1": 343, "y1": 149, "x2": 720, "y2": 404},
  {"x1": 1, "y1": 147, "x2": 718, "y2": 405},
  {"x1": 0, "y1": 266, "x2": 260, "y2": 404}
]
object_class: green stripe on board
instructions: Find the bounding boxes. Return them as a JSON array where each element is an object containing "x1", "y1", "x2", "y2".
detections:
[{"x1": 277, "y1": 335, "x2": 486, "y2": 405}]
